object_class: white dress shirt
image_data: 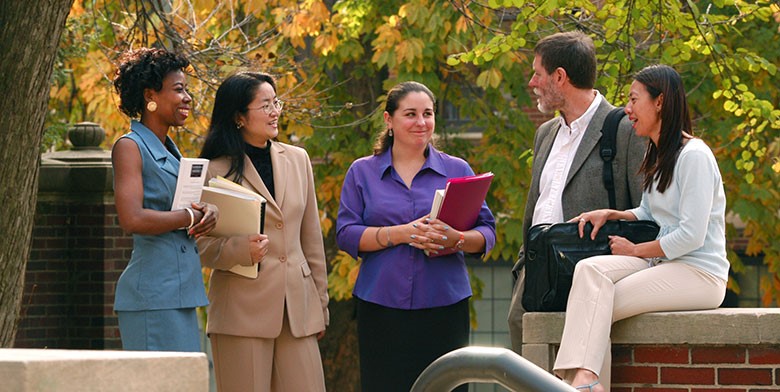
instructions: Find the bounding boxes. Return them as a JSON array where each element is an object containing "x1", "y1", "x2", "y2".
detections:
[{"x1": 532, "y1": 92, "x2": 603, "y2": 226}]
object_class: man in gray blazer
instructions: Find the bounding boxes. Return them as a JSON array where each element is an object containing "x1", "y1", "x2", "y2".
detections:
[{"x1": 508, "y1": 31, "x2": 646, "y2": 354}]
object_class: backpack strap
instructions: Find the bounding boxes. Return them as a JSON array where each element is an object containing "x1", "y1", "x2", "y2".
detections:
[{"x1": 600, "y1": 107, "x2": 627, "y2": 210}]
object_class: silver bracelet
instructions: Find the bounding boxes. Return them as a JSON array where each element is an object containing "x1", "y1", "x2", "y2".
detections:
[{"x1": 184, "y1": 207, "x2": 195, "y2": 230}]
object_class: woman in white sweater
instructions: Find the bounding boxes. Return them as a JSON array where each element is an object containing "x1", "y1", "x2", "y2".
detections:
[{"x1": 554, "y1": 64, "x2": 729, "y2": 392}]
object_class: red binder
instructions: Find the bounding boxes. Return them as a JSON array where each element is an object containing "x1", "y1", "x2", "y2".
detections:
[{"x1": 427, "y1": 172, "x2": 494, "y2": 257}]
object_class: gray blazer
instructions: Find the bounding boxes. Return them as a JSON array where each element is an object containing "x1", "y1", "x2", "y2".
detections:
[{"x1": 516, "y1": 99, "x2": 647, "y2": 269}]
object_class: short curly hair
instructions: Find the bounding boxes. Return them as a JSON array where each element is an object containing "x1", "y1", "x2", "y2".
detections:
[{"x1": 113, "y1": 48, "x2": 190, "y2": 118}]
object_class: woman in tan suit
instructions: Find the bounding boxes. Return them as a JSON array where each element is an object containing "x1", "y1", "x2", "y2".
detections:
[{"x1": 197, "y1": 71, "x2": 329, "y2": 392}]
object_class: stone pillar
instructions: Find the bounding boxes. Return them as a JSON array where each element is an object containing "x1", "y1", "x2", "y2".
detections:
[{"x1": 15, "y1": 122, "x2": 128, "y2": 349}]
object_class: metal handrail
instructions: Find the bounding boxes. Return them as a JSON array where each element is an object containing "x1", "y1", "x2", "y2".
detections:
[{"x1": 410, "y1": 346, "x2": 577, "y2": 392}]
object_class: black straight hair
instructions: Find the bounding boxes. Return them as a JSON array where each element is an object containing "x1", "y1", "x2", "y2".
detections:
[
  {"x1": 634, "y1": 64, "x2": 693, "y2": 193},
  {"x1": 199, "y1": 71, "x2": 276, "y2": 182}
]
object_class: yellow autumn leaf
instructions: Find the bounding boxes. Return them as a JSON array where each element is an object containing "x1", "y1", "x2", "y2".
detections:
[
  {"x1": 455, "y1": 15, "x2": 469, "y2": 34},
  {"x1": 337, "y1": 258, "x2": 350, "y2": 277},
  {"x1": 320, "y1": 214, "x2": 333, "y2": 236},
  {"x1": 347, "y1": 265, "x2": 360, "y2": 287},
  {"x1": 476, "y1": 68, "x2": 502, "y2": 89}
]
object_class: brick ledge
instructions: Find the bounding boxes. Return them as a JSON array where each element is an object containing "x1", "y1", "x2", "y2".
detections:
[{"x1": 523, "y1": 308, "x2": 780, "y2": 345}]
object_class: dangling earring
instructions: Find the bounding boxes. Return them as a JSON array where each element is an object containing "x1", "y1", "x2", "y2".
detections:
[
  {"x1": 388, "y1": 128, "x2": 394, "y2": 137},
  {"x1": 146, "y1": 101, "x2": 157, "y2": 112},
  {"x1": 236, "y1": 122, "x2": 244, "y2": 130}
]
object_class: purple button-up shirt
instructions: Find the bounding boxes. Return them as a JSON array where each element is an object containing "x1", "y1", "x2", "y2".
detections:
[{"x1": 336, "y1": 146, "x2": 496, "y2": 310}]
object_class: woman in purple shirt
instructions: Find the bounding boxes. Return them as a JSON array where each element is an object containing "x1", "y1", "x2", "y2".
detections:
[{"x1": 336, "y1": 81, "x2": 496, "y2": 392}]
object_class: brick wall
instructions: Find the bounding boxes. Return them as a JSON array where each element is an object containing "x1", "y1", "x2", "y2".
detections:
[
  {"x1": 612, "y1": 345, "x2": 780, "y2": 391},
  {"x1": 15, "y1": 196, "x2": 130, "y2": 349},
  {"x1": 523, "y1": 310, "x2": 780, "y2": 392}
]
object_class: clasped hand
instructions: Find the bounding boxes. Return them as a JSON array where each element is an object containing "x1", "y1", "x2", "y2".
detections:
[
  {"x1": 406, "y1": 215, "x2": 461, "y2": 254},
  {"x1": 189, "y1": 201, "x2": 219, "y2": 238}
]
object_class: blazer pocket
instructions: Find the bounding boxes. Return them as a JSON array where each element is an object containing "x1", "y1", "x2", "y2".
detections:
[{"x1": 300, "y1": 262, "x2": 312, "y2": 277}]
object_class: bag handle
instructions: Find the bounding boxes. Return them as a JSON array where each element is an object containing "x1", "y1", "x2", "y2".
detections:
[{"x1": 600, "y1": 107, "x2": 627, "y2": 209}]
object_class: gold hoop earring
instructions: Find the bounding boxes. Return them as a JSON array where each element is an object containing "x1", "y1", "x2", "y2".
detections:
[{"x1": 146, "y1": 101, "x2": 157, "y2": 112}]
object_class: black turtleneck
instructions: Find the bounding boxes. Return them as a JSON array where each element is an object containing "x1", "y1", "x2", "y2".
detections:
[{"x1": 244, "y1": 141, "x2": 275, "y2": 200}]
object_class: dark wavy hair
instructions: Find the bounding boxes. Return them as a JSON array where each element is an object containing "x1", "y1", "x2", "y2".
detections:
[
  {"x1": 634, "y1": 64, "x2": 693, "y2": 193},
  {"x1": 534, "y1": 31, "x2": 596, "y2": 90},
  {"x1": 373, "y1": 81, "x2": 437, "y2": 155},
  {"x1": 112, "y1": 48, "x2": 190, "y2": 118},
  {"x1": 199, "y1": 71, "x2": 277, "y2": 182}
]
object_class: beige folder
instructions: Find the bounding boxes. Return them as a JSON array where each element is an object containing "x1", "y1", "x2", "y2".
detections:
[{"x1": 201, "y1": 184, "x2": 266, "y2": 278}]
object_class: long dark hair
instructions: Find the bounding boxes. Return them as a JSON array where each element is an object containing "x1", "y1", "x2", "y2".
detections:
[
  {"x1": 199, "y1": 71, "x2": 277, "y2": 182},
  {"x1": 635, "y1": 64, "x2": 693, "y2": 193},
  {"x1": 373, "y1": 81, "x2": 437, "y2": 155},
  {"x1": 113, "y1": 48, "x2": 190, "y2": 118}
]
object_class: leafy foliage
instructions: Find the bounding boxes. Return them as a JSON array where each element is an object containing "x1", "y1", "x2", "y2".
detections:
[
  {"x1": 49, "y1": 0, "x2": 780, "y2": 311},
  {"x1": 446, "y1": 0, "x2": 780, "y2": 304}
]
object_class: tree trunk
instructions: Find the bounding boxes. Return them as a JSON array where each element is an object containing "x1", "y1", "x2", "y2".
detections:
[{"x1": 0, "y1": 0, "x2": 74, "y2": 347}]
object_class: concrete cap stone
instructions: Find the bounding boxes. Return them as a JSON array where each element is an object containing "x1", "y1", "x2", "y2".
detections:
[
  {"x1": 523, "y1": 308, "x2": 780, "y2": 345},
  {"x1": 0, "y1": 349, "x2": 208, "y2": 392}
]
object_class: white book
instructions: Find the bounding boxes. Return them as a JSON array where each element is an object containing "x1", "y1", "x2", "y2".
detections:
[
  {"x1": 170, "y1": 158, "x2": 209, "y2": 210},
  {"x1": 429, "y1": 188, "x2": 446, "y2": 220}
]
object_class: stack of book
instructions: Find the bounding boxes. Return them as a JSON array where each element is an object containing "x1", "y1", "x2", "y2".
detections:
[
  {"x1": 201, "y1": 176, "x2": 267, "y2": 278},
  {"x1": 426, "y1": 172, "x2": 494, "y2": 257}
]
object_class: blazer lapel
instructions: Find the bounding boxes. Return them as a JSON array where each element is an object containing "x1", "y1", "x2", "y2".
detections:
[
  {"x1": 269, "y1": 142, "x2": 288, "y2": 209},
  {"x1": 566, "y1": 101, "x2": 612, "y2": 186}
]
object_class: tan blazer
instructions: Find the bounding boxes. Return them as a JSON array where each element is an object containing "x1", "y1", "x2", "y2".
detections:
[{"x1": 197, "y1": 141, "x2": 329, "y2": 338}]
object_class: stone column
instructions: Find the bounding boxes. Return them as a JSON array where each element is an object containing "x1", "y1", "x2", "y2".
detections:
[{"x1": 16, "y1": 122, "x2": 128, "y2": 349}]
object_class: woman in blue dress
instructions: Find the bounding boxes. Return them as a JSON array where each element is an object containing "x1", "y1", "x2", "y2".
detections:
[{"x1": 111, "y1": 48, "x2": 217, "y2": 351}]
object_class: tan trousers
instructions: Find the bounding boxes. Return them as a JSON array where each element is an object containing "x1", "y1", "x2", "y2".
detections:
[
  {"x1": 507, "y1": 267, "x2": 526, "y2": 354},
  {"x1": 210, "y1": 312, "x2": 326, "y2": 392},
  {"x1": 553, "y1": 256, "x2": 726, "y2": 390}
]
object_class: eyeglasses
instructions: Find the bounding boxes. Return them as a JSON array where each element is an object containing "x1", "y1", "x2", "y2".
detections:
[{"x1": 247, "y1": 99, "x2": 284, "y2": 115}]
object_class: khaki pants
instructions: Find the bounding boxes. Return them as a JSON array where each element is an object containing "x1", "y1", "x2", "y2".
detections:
[
  {"x1": 507, "y1": 267, "x2": 526, "y2": 354},
  {"x1": 553, "y1": 256, "x2": 726, "y2": 390},
  {"x1": 210, "y1": 311, "x2": 325, "y2": 392}
]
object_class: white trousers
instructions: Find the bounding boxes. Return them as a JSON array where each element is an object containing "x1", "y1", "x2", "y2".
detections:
[{"x1": 553, "y1": 256, "x2": 726, "y2": 390}]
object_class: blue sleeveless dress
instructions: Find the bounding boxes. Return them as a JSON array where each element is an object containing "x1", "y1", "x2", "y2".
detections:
[{"x1": 113, "y1": 120, "x2": 208, "y2": 351}]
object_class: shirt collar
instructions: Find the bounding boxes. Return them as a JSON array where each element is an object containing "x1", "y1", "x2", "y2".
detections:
[
  {"x1": 376, "y1": 144, "x2": 448, "y2": 178},
  {"x1": 130, "y1": 120, "x2": 181, "y2": 161},
  {"x1": 556, "y1": 91, "x2": 603, "y2": 135}
]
